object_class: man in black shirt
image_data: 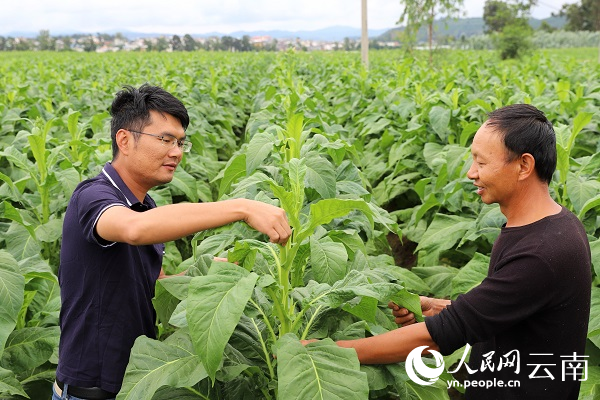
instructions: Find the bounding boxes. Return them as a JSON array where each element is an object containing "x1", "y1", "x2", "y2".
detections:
[{"x1": 320, "y1": 104, "x2": 592, "y2": 399}]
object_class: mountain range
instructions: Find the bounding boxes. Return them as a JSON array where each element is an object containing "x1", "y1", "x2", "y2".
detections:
[
  {"x1": 3, "y1": 17, "x2": 566, "y2": 42},
  {"x1": 378, "y1": 16, "x2": 566, "y2": 42}
]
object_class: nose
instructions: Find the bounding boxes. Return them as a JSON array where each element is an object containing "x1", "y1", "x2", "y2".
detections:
[
  {"x1": 168, "y1": 143, "x2": 183, "y2": 158},
  {"x1": 466, "y1": 162, "x2": 477, "y2": 180}
]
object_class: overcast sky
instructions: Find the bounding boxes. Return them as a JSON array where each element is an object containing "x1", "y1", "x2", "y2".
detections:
[{"x1": 1, "y1": 0, "x2": 577, "y2": 35}]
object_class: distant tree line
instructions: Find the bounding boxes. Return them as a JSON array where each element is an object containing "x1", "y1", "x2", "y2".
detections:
[
  {"x1": 1, "y1": 0, "x2": 596, "y2": 54},
  {"x1": 480, "y1": 0, "x2": 599, "y2": 58},
  {"x1": 557, "y1": 0, "x2": 600, "y2": 31},
  {"x1": 0, "y1": 31, "x2": 278, "y2": 52},
  {"x1": 392, "y1": 0, "x2": 598, "y2": 59},
  {"x1": 0, "y1": 31, "x2": 391, "y2": 52}
]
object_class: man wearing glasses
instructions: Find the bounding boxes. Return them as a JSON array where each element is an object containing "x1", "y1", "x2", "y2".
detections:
[{"x1": 53, "y1": 84, "x2": 291, "y2": 400}]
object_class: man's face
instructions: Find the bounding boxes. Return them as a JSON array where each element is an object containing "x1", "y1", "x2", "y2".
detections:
[
  {"x1": 467, "y1": 122, "x2": 521, "y2": 207},
  {"x1": 128, "y1": 110, "x2": 186, "y2": 188}
]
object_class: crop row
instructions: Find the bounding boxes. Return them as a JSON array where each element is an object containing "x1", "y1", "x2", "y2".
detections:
[{"x1": 0, "y1": 49, "x2": 599, "y2": 399}]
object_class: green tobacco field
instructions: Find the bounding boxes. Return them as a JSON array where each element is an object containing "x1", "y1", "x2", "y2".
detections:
[{"x1": 0, "y1": 48, "x2": 599, "y2": 399}]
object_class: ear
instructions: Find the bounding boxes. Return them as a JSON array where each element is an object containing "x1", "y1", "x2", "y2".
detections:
[
  {"x1": 115, "y1": 129, "x2": 131, "y2": 156},
  {"x1": 518, "y1": 153, "x2": 536, "y2": 181}
]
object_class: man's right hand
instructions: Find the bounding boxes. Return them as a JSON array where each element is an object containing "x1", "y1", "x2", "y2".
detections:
[
  {"x1": 387, "y1": 296, "x2": 450, "y2": 326},
  {"x1": 241, "y1": 199, "x2": 292, "y2": 245}
]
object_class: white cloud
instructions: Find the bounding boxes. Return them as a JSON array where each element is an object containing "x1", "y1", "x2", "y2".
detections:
[{"x1": 0, "y1": 0, "x2": 576, "y2": 35}]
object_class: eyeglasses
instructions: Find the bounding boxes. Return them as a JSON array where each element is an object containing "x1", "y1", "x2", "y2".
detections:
[{"x1": 127, "y1": 129, "x2": 192, "y2": 153}]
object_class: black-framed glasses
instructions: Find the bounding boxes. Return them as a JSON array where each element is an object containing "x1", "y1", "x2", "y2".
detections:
[{"x1": 127, "y1": 129, "x2": 192, "y2": 153}]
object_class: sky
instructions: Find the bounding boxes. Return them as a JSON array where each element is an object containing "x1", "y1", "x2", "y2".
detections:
[{"x1": 0, "y1": 0, "x2": 578, "y2": 36}]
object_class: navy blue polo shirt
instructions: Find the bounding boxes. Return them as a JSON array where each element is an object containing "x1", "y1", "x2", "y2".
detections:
[{"x1": 56, "y1": 162, "x2": 164, "y2": 394}]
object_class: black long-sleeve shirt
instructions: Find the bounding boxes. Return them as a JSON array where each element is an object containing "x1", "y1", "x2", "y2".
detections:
[{"x1": 425, "y1": 207, "x2": 592, "y2": 399}]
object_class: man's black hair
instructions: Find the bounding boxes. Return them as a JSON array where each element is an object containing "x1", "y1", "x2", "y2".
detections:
[
  {"x1": 110, "y1": 84, "x2": 189, "y2": 159},
  {"x1": 486, "y1": 104, "x2": 556, "y2": 184}
]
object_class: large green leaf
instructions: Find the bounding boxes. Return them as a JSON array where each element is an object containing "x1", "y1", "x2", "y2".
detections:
[
  {"x1": 566, "y1": 173, "x2": 600, "y2": 216},
  {"x1": 27, "y1": 132, "x2": 48, "y2": 184},
  {"x1": 578, "y1": 366, "x2": 600, "y2": 400},
  {"x1": 1, "y1": 202, "x2": 36, "y2": 238},
  {"x1": 0, "y1": 326, "x2": 59, "y2": 374},
  {"x1": 195, "y1": 233, "x2": 236, "y2": 256},
  {"x1": 0, "y1": 172, "x2": 21, "y2": 202},
  {"x1": 271, "y1": 183, "x2": 301, "y2": 229},
  {"x1": 170, "y1": 167, "x2": 199, "y2": 202},
  {"x1": 117, "y1": 331, "x2": 207, "y2": 400},
  {"x1": 246, "y1": 132, "x2": 274, "y2": 174},
  {"x1": 289, "y1": 157, "x2": 307, "y2": 196},
  {"x1": 578, "y1": 194, "x2": 600, "y2": 220},
  {"x1": 187, "y1": 263, "x2": 258, "y2": 381},
  {"x1": 412, "y1": 266, "x2": 460, "y2": 299},
  {"x1": 26, "y1": 278, "x2": 60, "y2": 327},
  {"x1": 169, "y1": 299, "x2": 188, "y2": 328},
  {"x1": 304, "y1": 153, "x2": 336, "y2": 199},
  {"x1": 0, "y1": 251, "x2": 24, "y2": 360},
  {"x1": 18, "y1": 254, "x2": 55, "y2": 281},
  {"x1": 365, "y1": 265, "x2": 430, "y2": 295},
  {"x1": 1, "y1": 146, "x2": 36, "y2": 177},
  {"x1": 429, "y1": 106, "x2": 451, "y2": 141},
  {"x1": 361, "y1": 117, "x2": 391, "y2": 137},
  {"x1": 423, "y1": 143, "x2": 445, "y2": 174},
  {"x1": 286, "y1": 113, "x2": 305, "y2": 156},
  {"x1": 277, "y1": 335, "x2": 369, "y2": 400},
  {"x1": 385, "y1": 363, "x2": 450, "y2": 400},
  {"x1": 310, "y1": 236, "x2": 348, "y2": 285},
  {"x1": 298, "y1": 199, "x2": 373, "y2": 243},
  {"x1": 218, "y1": 153, "x2": 246, "y2": 198},
  {"x1": 273, "y1": 157, "x2": 307, "y2": 228},
  {"x1": 451, "y1": 253, "x2": 489, "y2": 299},
  {"x1": 152, "y1": 282, "x2": 182, "y2": 327},
  {"x1": 570, "y1": 112, "x2": 593, "y2": 150},
  {"x1": 328, "y1": 230, "x2": 367, "y2": 260},
  {"x1": 300, "y1": 271, "x2": 423, "y2": 324},
  {"x1": 155, "y1": 276, "x2": 192, "y2": 301},
  {"x1": 0, "y1": 366, "x2": 28, "y2": 398},
  {"x1": 590, "y1": 239, "x2": 600, "y2": 279},
  {"x1": 416, "y1": 214, "x2": 476, "y2": 265},
  {"x1": 5, "y1": 223, "x2": 41, "y2": 261},
  {"x1": 588, "y1": 287, "x2": 600, "y2": 349},
  {"x1": 56, "y1": 166, "x2": 81, "y2": 199},
  {"x1": 389, "y1": 289, "x2": 424, "y2": 323},
  {"x1": 34, "y1": 218, "x2": 62, "y2": 243}
]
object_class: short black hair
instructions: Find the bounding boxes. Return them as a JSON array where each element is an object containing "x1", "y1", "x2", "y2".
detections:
[
  {"x1": 486, "y1": 104, "x2": 556, "y2": 184},
  {"x1": 109, "y1": 84, "x2": 189, "y2": 159}
]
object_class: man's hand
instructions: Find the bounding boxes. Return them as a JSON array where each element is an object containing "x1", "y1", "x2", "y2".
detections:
[
  {"x1": 242, "y1": 200, "x2": 291, "y2": 245},
  {"x1": 388, "y1": 296, "x2": 451, "y2": 326}
]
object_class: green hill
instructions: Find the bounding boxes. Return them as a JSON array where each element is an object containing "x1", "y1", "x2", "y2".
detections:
[{"x1": 378, "y1": 16, "x2": 566, "y2": 42}]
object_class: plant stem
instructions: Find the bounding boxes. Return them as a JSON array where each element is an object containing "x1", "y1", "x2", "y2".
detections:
[
  {"x1": 251, "y1": 317, "x2": 276, "y2": 380},
  {"x1": 301, "y1": 304, "x2": 324, "y2": 340},
  {"x1": 266, "y1": 244, "x2": 292, "y2": 335},
  {"x1": 264, "y1": 286, "x2": 288, "y2": 335},
  {"x1": 259, "y1": 386, "x2": 274, "y2": 400},
  {"x1": 185, "y1": 386, "x2": 209, "y2": 400},
  {"x1": 249, "y1": 298, "x2": 277, "y2": 344}
]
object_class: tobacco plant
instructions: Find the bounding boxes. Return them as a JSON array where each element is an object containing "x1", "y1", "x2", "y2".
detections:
[
  {"x1": 117, "y1": 80, "x2": 445, "y2": 399},
  {"x1": 1, "y1": 50, "x2": 599, "y2": 399}
]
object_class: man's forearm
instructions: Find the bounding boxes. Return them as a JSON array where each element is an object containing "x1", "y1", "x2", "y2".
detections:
[
  {"x1": 336, "y1": 322, "x2": 439, "y2": 364},
  {"x1": 98, "y1": 199, "x2": 250, "y2": 245}
]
